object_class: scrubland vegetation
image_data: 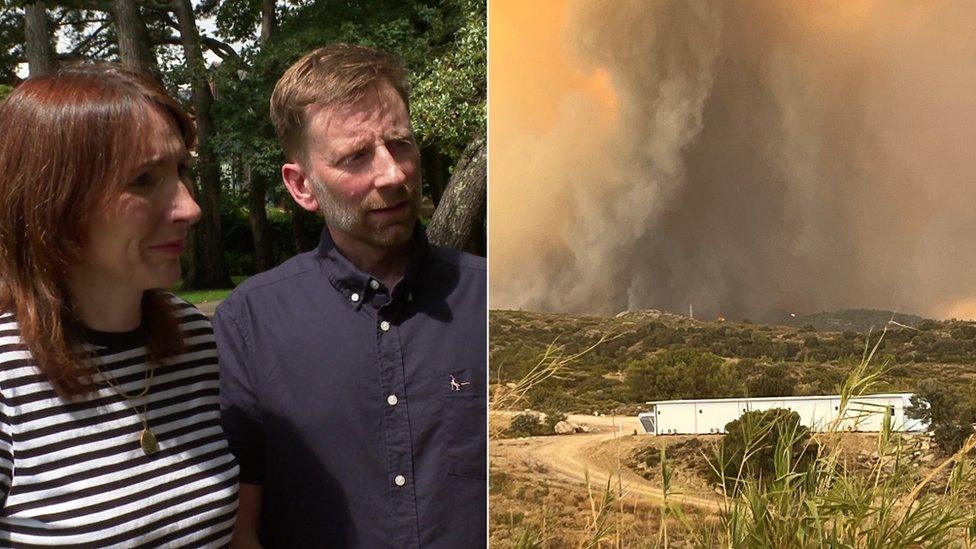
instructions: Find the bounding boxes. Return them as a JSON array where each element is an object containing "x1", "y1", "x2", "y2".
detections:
[
  {"x1": 491, "y1": 309, "x2": 976, "y2": 453},
  {"x1": 490, "y1": 310, "x2": 976, "y2": 547}
]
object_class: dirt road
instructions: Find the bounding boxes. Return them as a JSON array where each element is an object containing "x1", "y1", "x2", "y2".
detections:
[{"x1": 494, "y1": 413, "x2": 723, "y2": 512}]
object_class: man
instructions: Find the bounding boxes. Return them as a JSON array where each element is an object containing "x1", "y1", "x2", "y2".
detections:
[{"x1": 213, "y1": 44, "x2": 486, "y2": 548}]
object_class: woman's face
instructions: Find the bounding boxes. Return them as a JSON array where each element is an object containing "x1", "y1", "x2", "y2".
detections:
[{"x1": 72, "y1": 107, "x2": 201, "y2": 296}]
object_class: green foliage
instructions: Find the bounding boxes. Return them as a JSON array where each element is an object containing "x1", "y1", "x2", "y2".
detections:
[
  {"x1": 0, "y1": 8, "x2": 23, "y2": 85},
  {"x1": 745, "y1": 363, "x2": 796, "y2": 397},
  {"x1": 504, "y1": 407, "x2": 568, "y2": 438},
  {"x1": 491, "y1": 310, "x2": 976, "y2": 412},
  {"x1": 505, "y1": 413, "x2": 547, "y2": 438},
  {"x1": 505, "y1": 409, "x2": 567, "y2": 438},
  {"x1": 411, "y1": 0, "x2": 486, "y2": 158},
  {"x1": 712, "y1": 408, "x2": 817, "y2": 493},
  {"x1": 707, "y1": 344, "x2": 976, "y2": 548},
  {"x1": 209, "y1": 0, "x2": 486, "y2": 203},
  {"x1": 908, "y1": 379, "x2": 976, "y2": 454},
  {"x1": 625, "y1": 349, "x2": 741, "y2": 401},
  {"x1": 217, "y1": 193, "x2": 319, "y2": 275},
  {"x1": 784, "y1": 309, "x2": 923, "y2": 332}
]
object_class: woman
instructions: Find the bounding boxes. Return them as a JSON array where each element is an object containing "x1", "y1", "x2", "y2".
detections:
[{"x1": 0, "y1": 64, "x2": 238, "y2": 546}]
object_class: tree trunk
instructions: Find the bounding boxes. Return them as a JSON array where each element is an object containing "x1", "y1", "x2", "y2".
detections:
[
  {"x1": 24, "y1": 1, "x2": 53, "y2": 78},
  {"x1": 172, "y1": 0, "x2": 230, "y2": 288},
  {"x1": 426, "y1": 135, "x2": 486, "y2": 255},
  {"x1": 111, "y1": 0, "x2": 160, "y2": 78},
  {"x1": 421, "y1": 145, "x2": 448, "y2": 206},
  {"x1": 260, "y1": 0, "x2": 276, "y2": 44},
  {"x1": 245, "y1": 166, "x2": 274, "y2": 272},
  {"x1": 243, "y1": 0, "x2": 276, "y2": 273},
  {"x1": 288, "y1": 201, "x2": 318, "y2": 253}
]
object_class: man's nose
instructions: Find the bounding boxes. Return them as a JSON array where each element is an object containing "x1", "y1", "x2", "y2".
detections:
[{"x1": 373, "y1": 145, "x2": 408, "y2": 189}]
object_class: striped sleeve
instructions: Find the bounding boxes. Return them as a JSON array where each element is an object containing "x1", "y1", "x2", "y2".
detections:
[{"x1": 0, "y1": 403, "x2": 11, "y2": 502}]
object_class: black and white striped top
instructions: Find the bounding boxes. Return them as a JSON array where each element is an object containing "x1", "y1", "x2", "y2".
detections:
[{"x1": 0, "y1": 297, "x2": 238, "y2": 547}]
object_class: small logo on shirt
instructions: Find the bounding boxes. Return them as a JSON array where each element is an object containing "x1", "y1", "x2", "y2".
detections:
[{"x1": 449, "y1": 373, "x2": 471, "y2": 391}]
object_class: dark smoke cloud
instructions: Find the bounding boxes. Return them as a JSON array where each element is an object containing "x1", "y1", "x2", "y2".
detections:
[{"x1": 490, "y1": 0, "x2": 976, "y2": 320}]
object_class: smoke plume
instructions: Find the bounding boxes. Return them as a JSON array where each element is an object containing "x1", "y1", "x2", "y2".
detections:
[{"x1": 490, "y1": 0, "x2": 976, "y2": 320}]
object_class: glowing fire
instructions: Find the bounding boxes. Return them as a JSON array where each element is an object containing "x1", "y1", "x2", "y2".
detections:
[{"x1": 936, "y1": 297, "x2": 976, "y2": 321}]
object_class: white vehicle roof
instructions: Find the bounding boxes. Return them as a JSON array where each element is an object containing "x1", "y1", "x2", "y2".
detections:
[{"x1": 644, "y1": 392, "x2": 913, "y2": 406}]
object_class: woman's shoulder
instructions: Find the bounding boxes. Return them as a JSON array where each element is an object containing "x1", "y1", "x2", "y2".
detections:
[
  {"x1": 0, "y1": 312, "x2": 32, "y2": 376},
  {"x1": 0, "y1": 311, "x2": 23, "y2": 344},
  {"x1": 159, "y1": 292, "x2": 212, "y2": 326}
]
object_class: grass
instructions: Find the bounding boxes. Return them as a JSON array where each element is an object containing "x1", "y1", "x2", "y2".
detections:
[
  {"x1": 172, "y1": 275, "x2": 248, "y2": 306},
  {"x1": 703, "y1": 326, "x2": 976, "y2": 547},
  {"x1": 491, "y1": 323, "x2": 976, "y2": 547}
]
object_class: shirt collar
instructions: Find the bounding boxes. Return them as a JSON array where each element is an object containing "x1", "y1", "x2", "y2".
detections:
[{"x1": 315, "y1": 222, "x2": 432, "y2": 308}]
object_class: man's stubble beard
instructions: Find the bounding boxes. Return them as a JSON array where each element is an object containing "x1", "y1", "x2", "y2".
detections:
[{"x1": 307, "y1": 172, "x2": 420, "y2": 247}]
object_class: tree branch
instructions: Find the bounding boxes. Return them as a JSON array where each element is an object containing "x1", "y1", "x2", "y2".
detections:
[
  {"x1": 67, "y1": 21, "x2": 109, "y2": 55},
  {"x1": 153, "y1": 11, "x2": 246, "y2": 66}
]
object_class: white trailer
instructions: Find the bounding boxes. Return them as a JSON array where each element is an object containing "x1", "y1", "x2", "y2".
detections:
[{"x1": 638, "y1": 393, "x2": 927, "y2": 435}]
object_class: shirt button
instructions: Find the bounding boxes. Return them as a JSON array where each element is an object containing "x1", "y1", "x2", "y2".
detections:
[
  {"x1": 380, "y1": 320, "x2": 390, "y2": 332},
  {"x1": 369, "y1": 279, "x2": 380, "y2": 290},
  {"x1": 350, "y1": 293, "x2": 360, "y2": 303},
  {"x1": 387, "y1": 394, "x2": 398, "y2": 406},
  {"x1": 394, "y1": 474, "x2": 406, "y2": 487}
]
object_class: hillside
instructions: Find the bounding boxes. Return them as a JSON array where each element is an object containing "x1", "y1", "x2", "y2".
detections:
[
  {"x1": 762, "y1": 308, "x2": 925, "y2": 332},
  {"x1": 490, "y1": 309, "x2": 976, "y2": 413}
]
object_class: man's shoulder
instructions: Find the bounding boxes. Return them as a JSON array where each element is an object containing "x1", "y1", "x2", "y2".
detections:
[
  {"x1": 425, "y1": 244, "x2": 485, "y2": 275},
  {"x1": 217, "y1": 251, "x2": 319, "y2": 316}
]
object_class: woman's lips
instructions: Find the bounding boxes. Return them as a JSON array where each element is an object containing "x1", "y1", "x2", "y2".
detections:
[{"x1": 149, "y1": 241, "x2": 184, "y2": 254}]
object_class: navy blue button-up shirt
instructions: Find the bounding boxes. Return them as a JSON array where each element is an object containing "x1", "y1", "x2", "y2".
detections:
[{"x1": 214, "y1": 226, "x2": 486, "y2": 548}]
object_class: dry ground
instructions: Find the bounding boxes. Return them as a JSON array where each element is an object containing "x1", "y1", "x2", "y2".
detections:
[{"x1": 491, "y1": 414, "x2": 949, "y2": 547}]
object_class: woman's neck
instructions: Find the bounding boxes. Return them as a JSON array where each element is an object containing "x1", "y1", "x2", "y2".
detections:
[{"x1": 67, "y1": 273, "x2": 143, "y2": 332}]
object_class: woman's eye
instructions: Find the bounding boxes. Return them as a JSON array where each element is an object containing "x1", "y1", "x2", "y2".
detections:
[
  {"x1": 178, "y1": 163, "x2": 191, "y2": 181},
  {"x1": 129, "y1": 172, "x2": 153, "y2": 188}
]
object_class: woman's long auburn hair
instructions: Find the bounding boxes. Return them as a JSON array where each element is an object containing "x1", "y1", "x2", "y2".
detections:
[{"x1": 0, "y1": 63, "x2": 196, "y2": 397}]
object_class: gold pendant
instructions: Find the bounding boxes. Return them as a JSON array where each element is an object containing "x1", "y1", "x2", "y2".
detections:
[{"x1": 140, "y1": 428, "x2": 158, "y2": 455}]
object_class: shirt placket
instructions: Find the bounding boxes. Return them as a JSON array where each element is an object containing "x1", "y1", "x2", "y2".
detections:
[{"x1": 377, "y1": 302, "x2": 420, "y2": 548}]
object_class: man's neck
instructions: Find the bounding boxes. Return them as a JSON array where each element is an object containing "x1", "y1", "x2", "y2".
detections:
[{"x1": 328, "y1": 228, "x2": 412, "y2": 290}]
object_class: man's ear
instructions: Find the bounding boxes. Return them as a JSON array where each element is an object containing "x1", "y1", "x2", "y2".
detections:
[{"x1": 282, "y1": 162, "x2": 321, "y2": 213}]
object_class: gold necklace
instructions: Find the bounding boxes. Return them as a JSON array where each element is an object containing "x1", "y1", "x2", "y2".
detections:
[{"x1": 94, "y1": 361, "x2": 158, "y2": 455}]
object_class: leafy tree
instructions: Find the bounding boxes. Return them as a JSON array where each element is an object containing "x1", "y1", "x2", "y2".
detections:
[
  {"x1": 504, "y1": 409, "x2": 566, "y2": 438},
  {"x1": 908, "y1": 380, "x2": 976, "y2": 454},
  {"x1": 625, "y1": 349, "x2": 741, "y2": 401},
  {"x1": 209, "y1": 0, "x2": 486, "y2": 259},
  {"x1": 746, "y1": 363, "x2": 796, "y2": 397},
  {"x1": 712, "y1": 408, "x2": 817, "y2": 492}
]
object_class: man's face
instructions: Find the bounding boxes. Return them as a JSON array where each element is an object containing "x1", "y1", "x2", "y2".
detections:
[{"x1": 300, "y1": 82, "x2": 421, "y2": 251}]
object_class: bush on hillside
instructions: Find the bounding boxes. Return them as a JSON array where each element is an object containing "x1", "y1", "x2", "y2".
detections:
[
  {"x1": 504, "y1": 409, "x2": 569, "y2": 438},
  {"x1": 746, "y1": 363, "x2": 796, "y2": 397},
  {"x1": 625, "y1": 349, "x2": 742, "y2": 402},
  {"x1": 908, "y1": 380, "x2": 976, "y2": 454},
  {"x1": 711, "y1": 408, "x2": 818, "y2": 493}
]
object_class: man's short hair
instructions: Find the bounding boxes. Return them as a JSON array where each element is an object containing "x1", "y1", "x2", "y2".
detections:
[{"x1": 270, "y1": 43, "x2": 411, "y2": 163}]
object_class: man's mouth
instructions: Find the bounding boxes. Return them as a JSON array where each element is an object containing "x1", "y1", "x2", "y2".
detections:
[{"x1": 369, "y1": 201, "x2": 410, "y2": 216}]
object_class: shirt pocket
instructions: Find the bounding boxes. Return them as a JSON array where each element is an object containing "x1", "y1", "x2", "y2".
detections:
[{"x1": 440, "y1": 367, "x2": 487, "y2": 480}]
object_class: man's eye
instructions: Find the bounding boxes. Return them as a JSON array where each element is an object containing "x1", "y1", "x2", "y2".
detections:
[
  {"x1": 342, "y1": 151, "x2": 368, "y2": 166},
  {"x1": 178, "y1": 163, "x2": 192, "y2": 181}
]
